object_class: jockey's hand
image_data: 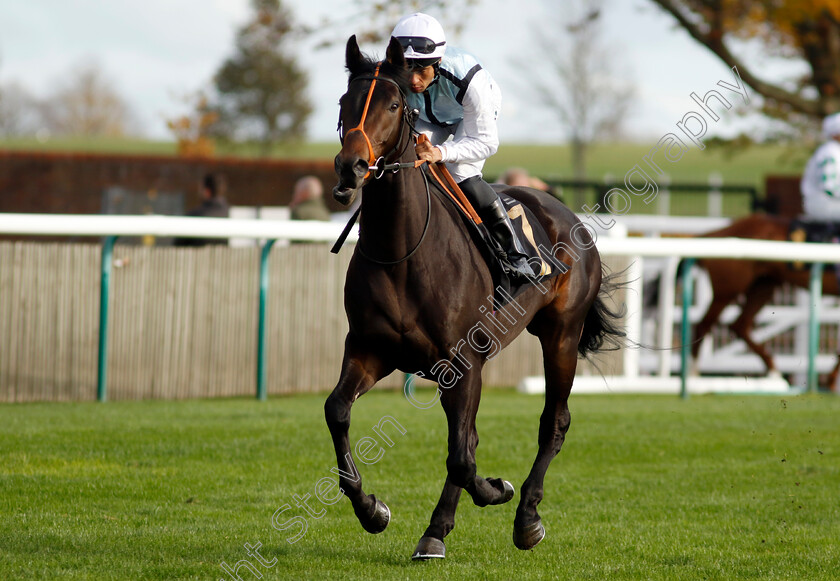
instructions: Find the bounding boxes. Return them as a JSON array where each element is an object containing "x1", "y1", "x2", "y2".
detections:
[{"x1": 415, "y1": 141, "x2": 442, "y2": 163}]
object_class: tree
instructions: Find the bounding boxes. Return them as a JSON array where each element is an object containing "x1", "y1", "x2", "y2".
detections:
[
  {"x1": 0, "y1": 80, "x2": 40, "y2": 137},
  {"x1": 166, "y1": 91, "x2": 219, "y2": 157},
  {"x1": 40, "y1": 60, "x2": 137, "y2": 137},
  {"x1": 524, "y1": 1, "x2": 634, "y2": 194},
  {"x1": 649, "y1": 0, "x2": 840, "y2": 136},
  {"x1": 306, "y1": 0, "x2": 479, "y2": 48},
  {"x1": 212, "y1": 0, "x2": 313, "y2": 153},
  {"x1": 0, "y1": 56, "x2": 36, "y2": 137}
]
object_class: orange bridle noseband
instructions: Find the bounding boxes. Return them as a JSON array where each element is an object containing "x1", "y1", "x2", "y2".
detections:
[{"x1": 343, "y1": 64, "x2": 382, "y2": 179}]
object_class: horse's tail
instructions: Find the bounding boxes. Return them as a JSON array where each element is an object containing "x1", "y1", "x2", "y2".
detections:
[{"x1": 578, "y1": 267, "x2": 628, "y2": 357}]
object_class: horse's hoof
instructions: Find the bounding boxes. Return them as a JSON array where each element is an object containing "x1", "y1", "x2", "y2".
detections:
[
  {"x1": 513, "y1": 520, "x2": 545, "y2": 550},
  {"x1": 489, "y1": 479, "x2": 515, "y2": 505},
  {"x1": 359, "y1": 496, "x2": 390, "y2": 534},
  {"x1": 689, "y1": 360, "x2": 700, "y2": 377},
  {"x1": 411, "y1": 536, "x2": 446, "y2": 560}
]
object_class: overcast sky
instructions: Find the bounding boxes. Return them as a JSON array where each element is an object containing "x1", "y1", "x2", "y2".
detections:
[{"x1": 0, "y1": 0, "x2": 773, "y2": 144}]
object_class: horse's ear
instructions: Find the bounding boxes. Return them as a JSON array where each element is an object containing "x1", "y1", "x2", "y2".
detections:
[
  {"x1": 346, "y1": 35, "x2": 363, "y2": 74},
  {"x1": 385, "y1": 36, "x2": 406, "y2": 69}
]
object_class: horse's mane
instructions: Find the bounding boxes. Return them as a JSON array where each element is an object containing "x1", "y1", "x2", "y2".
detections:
[{"x1": 347, "y1": 52, "x2": 411, "y2": 95}]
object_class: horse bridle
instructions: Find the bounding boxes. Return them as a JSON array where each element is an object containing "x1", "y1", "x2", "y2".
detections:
[
  {"x1": 339, "y1": 63, "x2": 419, "y2": 179},
  {"x1": 337, "y1": 62, "x2": 433, "y2": 265}
]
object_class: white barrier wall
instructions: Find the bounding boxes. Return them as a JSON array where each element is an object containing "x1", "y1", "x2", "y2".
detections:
[{"x1": 4, "y1": 213, "x2": 840, "y2": 399}]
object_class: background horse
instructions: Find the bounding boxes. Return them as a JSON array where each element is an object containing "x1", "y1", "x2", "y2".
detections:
[
  {"x1": 689, "y1": 213, "x2": 840, "y2": 387},
  {"x1": 326, "y1": 35, "x2": 624, "y2": 560}
]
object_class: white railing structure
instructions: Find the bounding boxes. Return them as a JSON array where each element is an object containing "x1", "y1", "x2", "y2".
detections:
[
  {"x1": 638, "y1": 265, "x2": 840, "y2": 386},
  {"x1": 519, "y1": 221, "x2": 840, "y2": 397},
  {"x1": 0, "y1": 213, "x2": 359, "y2": 402},
  {"x1": 574, "y1": 216, "x2": 838, "y2": 396},
  {"x1": 0, "y1": 213, "x2": 358, "y2": 243},
  {"x1": 3, "y1": 213, "x2": 839, "y2": 398},
  {"x1": 586, "y1": 236, "x2": 840, "y2": 395},
  {"x1": 594, "y1": 214, "x2": 731, "y2": 237}
]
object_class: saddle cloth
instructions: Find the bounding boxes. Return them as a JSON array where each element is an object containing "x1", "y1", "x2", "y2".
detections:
[
  {"x1": 420, "y1": 162, "x2": 568, "y2": 306},
  {"x1": 789, "y1": 218, "x2": 840, "y2": 243},
  {"x1": 489, "y1": 192, "x2": 567, "y2": 304}
]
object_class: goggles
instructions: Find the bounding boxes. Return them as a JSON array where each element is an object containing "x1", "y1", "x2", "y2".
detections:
[
  {"x1": 407, "y1": 58, "x2": 439, "y2": 71},
  {"x1": 397, "y1": 36, "x2": 445, "y2": 55}
]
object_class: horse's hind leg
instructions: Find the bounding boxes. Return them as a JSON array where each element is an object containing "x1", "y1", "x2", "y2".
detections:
[
  {"x1": 692, "y1": 294, "x2": 735, "y2": 362},
  {"x1": 513, "y1": 322, "x2": 579, "y2": 551},
  {"x1": 827, "y1": 354, "x2": 840, "y2": 392},
  {"x1": 324, "y1": 341, "x2": 393, "y2": 534},
  {"x1": 728, "y1": 280, "x2": 778, "y2": 373}
]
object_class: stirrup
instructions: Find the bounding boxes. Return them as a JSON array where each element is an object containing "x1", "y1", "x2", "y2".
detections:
[
  {"x1": 498, "y1": 250, "x2": 535, "y2": 280},
  {"x1": 508, "y1": 259, "x2": 536, "y2": 280}
]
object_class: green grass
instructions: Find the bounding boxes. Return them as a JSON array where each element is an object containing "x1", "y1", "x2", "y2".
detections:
[
  {"x1": 0, "y1": 136, "x2": 809, "y2": 188},
  {"x1": 0, "y1": 136, "x2": 180, "y2": 156},
  {"x1": 2, "y1": 390, "x2": 838, "y2": 580},
  {"x1": 1, "y1": 136, "x2": 809, "y2": 215}
]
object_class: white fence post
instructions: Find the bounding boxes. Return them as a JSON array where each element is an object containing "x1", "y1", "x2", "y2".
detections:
[
  {"x1": 658, "y1": 174, "x2": 671, "y2": 216},
  {"x1": 624, "y1": 256, "x2": 643, "y2": 379},
  {"x1": 707, "y1": 172, "x2": 723, "y2": 217}
]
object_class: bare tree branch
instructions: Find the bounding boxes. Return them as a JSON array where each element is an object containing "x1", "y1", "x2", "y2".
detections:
[
  {"x1": 39, "y1": 60, "x2": 138, "y2": 137},
  {"x1": 519, "y1": 0, "x2": 634, "y2": 183},
  {"x1": 0, "y1": 80, "x2": 40, "y2": 137},
  {"x1": 649, "y1": 0, "x2": 824, "y2": 117},
  {"x1": 303, "y1": 0, "x2": 480, "y2": 48}
]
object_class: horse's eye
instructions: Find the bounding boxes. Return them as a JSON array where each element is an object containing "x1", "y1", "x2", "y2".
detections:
[{"x1": 390, "y1": 102, "x2": 400, "y2": 112}]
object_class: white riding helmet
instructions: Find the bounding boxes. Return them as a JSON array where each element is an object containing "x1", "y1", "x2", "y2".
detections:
[
  {"x1": 822, "y1": 112, "x2": 840, "y2": 140},
  {"x1": 391, "y1": 13, "x2": 446, "y2": 61}
]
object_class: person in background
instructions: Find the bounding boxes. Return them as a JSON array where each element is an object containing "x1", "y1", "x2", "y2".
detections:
[
  {"x1": 801, "y1": 112, "x2": 840, "y2": 221},
  {"x1": 174, "y1": 173, "x2": 230, "y2": 247},
  {"x1": 498, "y1": 167, "x2": 556, "y2": 195},
  {"x1": 290, "y1": 176, "x2": 331, "y2": 221}
]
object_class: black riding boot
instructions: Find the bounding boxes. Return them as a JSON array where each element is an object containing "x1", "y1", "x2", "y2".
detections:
[{"x1": 459, "y1": 176, "x2": 535, "y2": 280}]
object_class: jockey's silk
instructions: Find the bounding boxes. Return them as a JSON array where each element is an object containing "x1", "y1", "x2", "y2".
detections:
[
  {"x1": 407, "y1": 46, "x2": 501, "y2": 175},
  {"x1": 802, "y1": 140, "x2": 840, "y2": 219}
]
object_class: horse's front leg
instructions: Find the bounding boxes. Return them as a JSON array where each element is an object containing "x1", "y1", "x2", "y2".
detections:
[
  {"x1": 324, "y1": 340, "x2": 393, "y2": 534},
  {"x1": 413, "y1": 367, "x2": 513, "y2": 559},
  {"x1": 411, "y1": 477, "x2": 461, "y2": 560}
]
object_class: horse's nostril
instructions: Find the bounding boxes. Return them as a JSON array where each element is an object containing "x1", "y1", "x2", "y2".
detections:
[{"x1": 353, "y1": 159, "x2": 370, "y2": 177}]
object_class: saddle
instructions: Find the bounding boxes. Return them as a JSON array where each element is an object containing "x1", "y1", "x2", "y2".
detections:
[
  {"x1": 789, "y1": 217, "x2": 840, "y2": 244},
  {"x1": 423, "y1": 163, "x2": 566, "y2": 305},
  {"x1": 788, "y1": 217, "x2": 840, "y2": 271}
]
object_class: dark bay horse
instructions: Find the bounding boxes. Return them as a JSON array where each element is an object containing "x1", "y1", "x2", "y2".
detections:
[
  {"x1": 326, "y1": 35, "x2": 624, "y2": 560},
  {"x1": 691, "y1": 213, "x2": 840, "y2": 386}
]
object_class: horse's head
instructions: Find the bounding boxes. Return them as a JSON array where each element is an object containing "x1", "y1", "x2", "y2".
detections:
[{"x1": 333, "y1": 35, "x2": 412, "y2": 206}]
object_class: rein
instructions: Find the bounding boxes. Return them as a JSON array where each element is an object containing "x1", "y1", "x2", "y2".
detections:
[{"x1": 357, "y1": 167, "x2": 432, "y2": 265}]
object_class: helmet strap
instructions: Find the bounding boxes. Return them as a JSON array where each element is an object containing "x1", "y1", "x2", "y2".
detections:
[{"x1": 430, "y1": 62, "x2": 441, "y2": 86}]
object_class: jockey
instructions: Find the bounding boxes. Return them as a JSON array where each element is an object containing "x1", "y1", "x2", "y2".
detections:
[
  {"x1": 391, "y1": 12, "x2": 534, "y2": 280},
  {"x1": 801, "y1": 112, "x2": 840, "y2": 221}
]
